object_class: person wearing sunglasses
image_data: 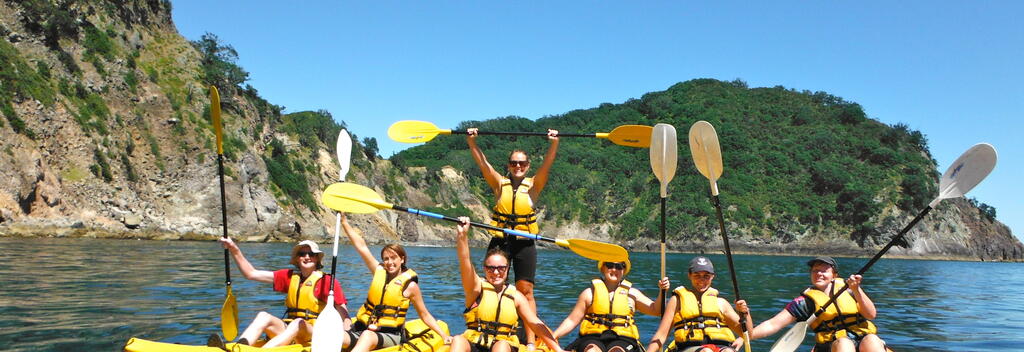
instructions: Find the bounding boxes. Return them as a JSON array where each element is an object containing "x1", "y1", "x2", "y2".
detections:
[
  {"x1": 552, "y1": 259, "x2": 670, "y2": 352},
  {"x1": 467, "y1": 126, "x2": 559, "y2": 350},
  {"x1": 340, "y1": 214, "x2": 452, "y2": 352},
  {"x1": 451, "y1": 217, "x2": 564, "y2": 352},
  {"x1": 646, "y1": 256, "x2": 752, "y2": 352},
  {"x1": 212, "y1": 238, "x2": 349, "y2": 349}
]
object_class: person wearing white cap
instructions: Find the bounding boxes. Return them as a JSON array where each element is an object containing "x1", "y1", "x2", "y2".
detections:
[
  {"x1": 551, "y1": 258, "x2": 670, "y2": 352},
  {"x1": 340, "y1": 214, "x2": 451, "y2": 352},
  {"x1": 214, "y1": 237, "x2": 349, "y2": 348},
  {"x1": 646, "y1": 256, "x2": 751, "y2": 352},
  {"x1": 745, "y1": 256, "x2": 886, "y2": 352}
]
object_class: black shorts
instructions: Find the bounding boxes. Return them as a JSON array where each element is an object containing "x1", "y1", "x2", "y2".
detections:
[
  {"x1": 567, "y1": 332, "x2": 644, "y2": 352},
  {"x1": 488, "y1": 236, "x2": 537, "y2": 284}
]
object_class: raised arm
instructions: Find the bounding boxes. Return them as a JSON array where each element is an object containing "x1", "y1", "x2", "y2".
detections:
[
  {"x1": 645, "y1": 293, "x2": 678, "y2": 352},
  {"x1": 406, "y1": 282, "x2": 453, "y2": 343},
  {"x1": 552, "y1": 288, "x2": 591, "y2": 339},
  {"x1": 466, "y1": 128, "x2": 501, "y2": 194},
  {"x1": 528, "y1": 129, "x2": 559, "y2": 199},
  {"x1": 515, "y1": 292, "x2": 563, "y2": 352},
  {"x1": 219, "y1": 237, "x2": 274, "y2": 283},
  {"x1": 847, "y1": 274, "x2": 877, "y2": 320},
  {"x1": 456, "y1": 217, "x2": 482, "y2": 306},
  {"x1": 633, "y1": 277, "x2": 670, "y2": 317},
  {"x1": 340, "y1": 213, "x2": 379, "y2": 274}
]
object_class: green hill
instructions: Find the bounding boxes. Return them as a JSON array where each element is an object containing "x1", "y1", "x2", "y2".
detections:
[{"x1": 393, "y1": 79, "x2": 939, "y2": 246}]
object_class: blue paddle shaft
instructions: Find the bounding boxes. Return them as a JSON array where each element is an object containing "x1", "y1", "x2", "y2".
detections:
[{"x1": 396, "y1": 205, "x2": 549, "y2": 242}]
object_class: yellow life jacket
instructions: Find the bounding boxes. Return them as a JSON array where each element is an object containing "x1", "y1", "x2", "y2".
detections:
[
  {"x1": 671, "y1": 287, "x2": 736, "y2": 347},
  {"x1": 463, "y1": 282, "x2": 520, "y2": 348},
  {"x1": 803, "y1": 278, "x2": 877, "y2": 344},
  {"x1": 489, "y1": 177, "x2": 539, "y2": 235},
  {"x1": 580, "y1": 279, "x2": 639, "y2": 339},
  {"x1": 356, "y1": 267, "x2": 418, "y2": 331},
  {"x1": 284, "y1": 270, "x2": 327, "y2": 325}
]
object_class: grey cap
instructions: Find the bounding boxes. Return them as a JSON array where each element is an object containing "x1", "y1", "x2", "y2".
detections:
[
  {"x1": 806, "y1": 256, "x2": 838, "y2": 270},
  {"x1": 688, "y1": 256, "x2": 715, "y2": 274}
]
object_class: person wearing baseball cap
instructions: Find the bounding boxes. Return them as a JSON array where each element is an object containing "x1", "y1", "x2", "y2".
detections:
[
  {"x1": 744, "y1": 256, "x2": 887, "y2": 352},
  {"x1": 646, "y1": 256, "x2": 752, "y2": 352},
  {"x1": 210, "y1": 237, "x2": 349, "y2": 349},
  {"x1": 551, "y1": 257, "x2": 670, "y2": 352}
]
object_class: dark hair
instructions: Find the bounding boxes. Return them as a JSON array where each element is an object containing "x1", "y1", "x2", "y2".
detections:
[
  {"x1": 484, "y1": 247, "x2": 510, "y2": 263},
  {"x1": 381, "y1": 244, "x2": 409, "y2": 271}
]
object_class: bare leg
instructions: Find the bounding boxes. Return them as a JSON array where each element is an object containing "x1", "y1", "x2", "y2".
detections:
[
  {"x1": 238, "y1": 311, "x2": 286, "y2": 344},
  {"x1": 585, "y1": 344, "x2": 604, "y2": 352},
  {"x1": 451, "y1": 335, "x2": 472, "y2": 352},
  {"x1": 351, "y1": 330, "x2": 382, "y2": 352},
  {"x1": 262, "y1": 319, "x2": 308, "y2": 348},
  {"x1": 830, "y1": 337, "x2": 855, "y2": 352},
  {"x1": 516, "y1": 280, "x2": 536, "y2": 346},
  {"x1": 857, "y1": 334, "x2": 886, "y2": 352},
  {"x1": 492, "y1": 340, "x2": 513, "y2": 352}
]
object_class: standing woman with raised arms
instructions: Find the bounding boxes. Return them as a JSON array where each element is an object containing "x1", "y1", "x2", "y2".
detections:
[
  {"x1": 451, "y1": 217, "x2": 564, "y2": 352},
  {"x1": 340, "y1": 214, "x2": 452, "y2": 352},
  {"x1": 467, "y1": 127, "x2": 559, "y2": 350}
]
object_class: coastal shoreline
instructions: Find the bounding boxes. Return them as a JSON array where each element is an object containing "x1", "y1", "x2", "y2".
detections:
[{"x1": 3, "y1": 224, "x2": 1017, "y2": 263}]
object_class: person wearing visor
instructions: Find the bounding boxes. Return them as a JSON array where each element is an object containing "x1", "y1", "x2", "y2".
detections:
[
  {"x1": 212, "y1": 238, "x2": 349, "y2": 348},
  {"x1": 467, "y1": 126, "x2": 559, "y2": 350},
  {"x1": 340, "y1": 214, "x2": 452, "y2": 352},
  {"x1": 552, "y1": 258, "x2": 670, "y2": 352},
  {"x1": 745, "y1": 256, "x2": 886, "y2": 352},
  {"x1": 451, "y1": 217, "x2": 564, "y2": 352},
  {"x1": 647, "y1": 257, "x2": 751, "y2": 352}
]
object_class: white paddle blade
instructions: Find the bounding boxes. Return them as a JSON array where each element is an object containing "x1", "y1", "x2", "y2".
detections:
[
  {"x1": 688, "y1": 121, "x2": 724, "y2": 182},
  {"x1": 936, "y1": 143, "x2": 997, "y2": 202},
  {"x1": 649, "y1": 123, "x2": 678, "y2": 197},
  {"x1": 769, "y1": 320, "x2": 809, "y2": 352},
  {"x1": 337, "y1": 129, "x2": 353, "y2": 182},
  {"x1": 310, "y1": 295, "x2": 344, "y2": 352}
]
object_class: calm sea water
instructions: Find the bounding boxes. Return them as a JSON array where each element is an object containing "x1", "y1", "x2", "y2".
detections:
[{"x1": 1, "y1": 237, "x2": 1022, "y2": 352}]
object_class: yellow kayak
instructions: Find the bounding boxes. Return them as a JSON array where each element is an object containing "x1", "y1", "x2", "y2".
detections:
[{"x1": 124, "y1": 319, "x2": 449, "y2": 352}]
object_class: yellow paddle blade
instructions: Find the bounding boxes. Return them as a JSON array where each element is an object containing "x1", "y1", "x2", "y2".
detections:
[
  {"x1": 555, "y1": 238, "x2": 628, "y2": 262},
  {"x1": 388, "y1": 120, "x2": 451, "y2": 143},
  {"x1": 210, "y1": 86, "x2": 223, "y2": 155},
  {"x1": 602, "y1": 125, "x2": 653, "y2": 148},
  {"x1": 321, "y1": 182, "x2": 392, "y2": 214},
  {"x1": 221, "y1": 285, "x2": 238, "y2": 341}
]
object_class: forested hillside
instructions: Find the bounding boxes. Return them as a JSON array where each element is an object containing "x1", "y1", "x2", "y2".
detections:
[{"x1": 393, "y1": 79, "x2": 1009, "y2": 252}]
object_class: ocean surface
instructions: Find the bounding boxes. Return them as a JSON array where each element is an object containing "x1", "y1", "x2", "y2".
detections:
[{"x1": 1, "y1": 237, "x2": 1021, "y2": 352}]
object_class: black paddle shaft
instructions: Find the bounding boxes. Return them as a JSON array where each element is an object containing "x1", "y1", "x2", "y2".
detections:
[
  {"x1": 711, "y1": 195, "x2": 747, "y2": 332},
  {"x1": 218, "y1": 154, "x2": 232, "y2": 286},
  {"x1": 660, "y1": 197, "x2": 667, "y2": 311},
  {"x1": 812, "y1": 205, "x2": 934, "y2": 317},
  {"x1": 391, "y1": 205, "x2": 558, "y2": 244},
  {"x1": 453, "y1": 130, "x2": 595, "y2": 138}
]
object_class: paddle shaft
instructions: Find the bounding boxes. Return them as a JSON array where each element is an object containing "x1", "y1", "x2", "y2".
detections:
[
  {"x1": 217, "y1": 153, "x2": 231, "y2": 286},
  {"x1": 391, "y1": 205, "x2": 559, "y2": 243},
  {"x1": 453, "y1": 130, "x2": 597, "y2": 138},
  {"x1": 812, "y1": 205, "x2": 933, "y2": 317},
  {"x1": 660, "y1": 197, "x2": 667, "y2": 311},
  {"x1": 711, "y1": 195, "x2": 747, "y2": 335}
]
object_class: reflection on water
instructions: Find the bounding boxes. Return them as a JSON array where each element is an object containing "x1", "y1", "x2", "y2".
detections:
[{"x1": 1, "y1": 237, "x2": 1022, "y2": 352}]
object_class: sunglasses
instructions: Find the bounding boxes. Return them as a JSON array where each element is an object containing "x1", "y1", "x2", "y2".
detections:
[
  {"x1": 484, "y1": 265, "x2": 509, "y2": 272},
  {"x1": 508, "y1": 160, "x2": 529, "y2": 167},
  {"x1": 603, "y1": 262, "x2": 626, "y2": 270},
  {"x1": 295, "y1": 251, "x2": 317, "y2": 258}
]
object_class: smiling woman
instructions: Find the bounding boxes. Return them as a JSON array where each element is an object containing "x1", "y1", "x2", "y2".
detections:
[{"x1": 211, "y1": 238, "x2": 350, "y2": 349}]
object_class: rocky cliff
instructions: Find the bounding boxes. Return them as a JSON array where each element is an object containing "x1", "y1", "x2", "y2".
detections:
[{"x1": 0, "y1": 0, "x2": 1019, "y2": 261}]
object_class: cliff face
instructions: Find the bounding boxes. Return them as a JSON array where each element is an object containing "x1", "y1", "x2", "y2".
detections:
[{"x1": 0, "y1": 1, "x2": 1019, "y2": 261}]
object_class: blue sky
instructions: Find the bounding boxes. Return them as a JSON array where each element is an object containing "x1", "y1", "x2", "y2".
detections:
[{"x1": 171, "y1": 1, "x2": 1022, "y2": 240}]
